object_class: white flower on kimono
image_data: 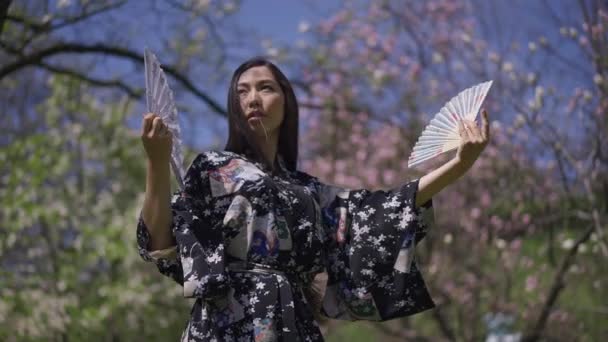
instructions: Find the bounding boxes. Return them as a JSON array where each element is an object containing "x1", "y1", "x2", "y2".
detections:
[
  {"x1": 186, "y1": 273, "x2": 200, "y2": 284},
  {"x1": 356, "y1": 211, "x2": 370, "y2": 221},
  {"x1": 297, "y1": 218, "x2": 312, "y2": 230},
  {"x1": 207, "y1": 151, "x2": 228, "y2": 163},
  {"x1": 183, "y1": 256, "x2": 194, "y2": 275},
  {"x1": 372, "y1": 234, "x2": 386, "y2": 246},
  {"x1": 189, "y1": 325, "x2": 205, "y2": 338},
  {"x1": 217, "y1": 197, "x2": 232, "y2": 207},
  {"x1": 387, "y1": 212, "x2": 400, "y2": 220},
  {"x1": 206, "y1": 251, "x2": 222, "y2": 264},
  {"x1": 394, "y1": 298, "x2": 414, "y2": 308},
  {"x1": 352, "y1": 223, "x2": 370, "y2": 241},
  {"x1": 398, "y1": 206, "x2": 415, "y2": 230},
  {"x1": 353, "y1": 287, "x2": 369, "y2": 299},
  {"x1": 382, "y1": 195, "x2": 400, "y2": 209},
  {"x1": 361, "y1": 269, "x2": 375, "y2": 276},
  {"x1": 256, "y1": 282, "x2": 266, "y2": 290}
]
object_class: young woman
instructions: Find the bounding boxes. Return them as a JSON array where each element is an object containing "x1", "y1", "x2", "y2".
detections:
[{"x1": 138, "y1": 57, "x2": 490, "y2": 341}]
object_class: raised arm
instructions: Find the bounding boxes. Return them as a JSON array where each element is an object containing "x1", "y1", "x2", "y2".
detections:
[
  {"x1": 416, "y1": 109, "x2": 490, "y2": 207},
  {"x1": 140, "y1": 113, "x2": 174, "y2": 250}
]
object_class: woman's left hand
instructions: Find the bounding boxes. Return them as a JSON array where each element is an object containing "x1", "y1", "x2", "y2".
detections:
[{"x1": 455, "y1": 109, "x2": 490, "y2": 168}]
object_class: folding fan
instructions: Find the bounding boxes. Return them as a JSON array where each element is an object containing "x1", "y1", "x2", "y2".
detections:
[
  {"x1": 407, "y1": 80, "x2": 493, "y2": 168},
  {"x1": 144, "y1": 48, "x2": 186, "y2": 189}
]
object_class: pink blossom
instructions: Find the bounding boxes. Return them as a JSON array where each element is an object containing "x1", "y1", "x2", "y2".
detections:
[
  {"x1": 480, "y1": 191, "x2": 492, "y2": 207},
  {"x1": 333, "y1": 39, "x2": 350, "y2": 58},
  {"x1": 382, "y1": 169, "x2": 396, "y2": 184},
  {"x1": 334, "y1": 159, "x2": 347, "y2": 173},
  {"x1": 355, "y1": 149, "x2": 366, "y2": 162},
  {"x1": 315, "y1": 158, "x2": 332, "y2": 176},
  {"x1": 490, "y1": 215, "x2": 503, "y2": 229},
  {"x1": 363, "y1": 168, "x2": 378, "y2": 185},
  {"x1": 470, "y1": 207, "x2": 481, "y2": 219},
  {"x1": 510, "y1": 239, "x2": 522, "y2": 251}
]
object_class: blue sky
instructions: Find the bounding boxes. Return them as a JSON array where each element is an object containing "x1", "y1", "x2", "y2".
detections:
[
  {"x1": 177, "y1": 0, "x2": 342, "y2": 148},
  {"x1": 236, "y1": 0, "x2": 337, "y2": 44}
]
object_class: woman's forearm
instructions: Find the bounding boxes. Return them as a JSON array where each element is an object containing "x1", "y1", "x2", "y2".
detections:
[
  {"x1": 415, "y1": 157, "x2": 471, "y2": 207},
  {"x1": 141, "y1": 159, "x2": 174, "y2": 250},
  {"x1": 414, "y1": 109, "x2": 491, "y2": 207}
]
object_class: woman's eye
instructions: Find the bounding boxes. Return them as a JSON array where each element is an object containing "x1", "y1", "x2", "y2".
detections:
[{"x1": 262, "y1": 85, "x2": 273, "y2": 91}]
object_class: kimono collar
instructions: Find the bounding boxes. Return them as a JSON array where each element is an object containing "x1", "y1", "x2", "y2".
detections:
[{"x1": 240, "y1": 150, "x2": 288, "y2": 175}]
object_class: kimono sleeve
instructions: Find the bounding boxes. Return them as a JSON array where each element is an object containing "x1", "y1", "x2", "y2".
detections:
[
  {"x1": 136, "y1": 152, "x2": 230, "y2": 300},
  {"x1": 315, "y1": 178, "x2": 436, "y2": 321},
  {"x1": 136, "y1": 213, "x2": 183, "y2": 285}
]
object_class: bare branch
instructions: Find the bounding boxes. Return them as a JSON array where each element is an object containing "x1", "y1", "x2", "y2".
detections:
[
  {"x1": 51, "y1": 1, "x2": 128, "y2": 32},
  {"x1": 6, "y1": 1, "x2": 126, "y2": 33},
  {"x1": 431, "y1": 305, "x2": 457, "y2": 342},
  {"x1": 521, "y1": 225, "x2": 595, "y2": 342},
  {"x1": 0, "y1": 42, "x2": 227, "y2": 117},
  {"x1": 38, "y1": 61, "x2": 141, "y2": 98},
  {"x1": 0, "y1": 0, "x2": 12, "y2": 36}
]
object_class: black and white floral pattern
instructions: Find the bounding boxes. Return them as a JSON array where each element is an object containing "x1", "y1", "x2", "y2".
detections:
[{"x1": 137, "y1": 150, "x2": 435, "y2": 341}]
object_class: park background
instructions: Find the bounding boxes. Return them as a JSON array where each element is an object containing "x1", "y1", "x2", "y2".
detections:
[{"x1": 1, "y1": 0, "x2": 607, "y2": 341}]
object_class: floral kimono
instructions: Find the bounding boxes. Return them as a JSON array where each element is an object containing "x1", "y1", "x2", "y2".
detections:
[{"x1": 136, "y1": 150, "x2": 435, "y2": 341}]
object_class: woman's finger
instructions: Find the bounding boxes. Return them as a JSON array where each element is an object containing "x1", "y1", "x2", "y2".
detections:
[
  {"x1": 458, "y1": 120, "x2": 470, "y2": 141},
  {"x1": 151, "y1": 117, "x2": 163, "y2": 136},
  {"x1": 465, "y1": 121, "x2": 480, "y2": 141},
  {"x1": 142, "y1": 113, "x2": 155, "y2": 135}
]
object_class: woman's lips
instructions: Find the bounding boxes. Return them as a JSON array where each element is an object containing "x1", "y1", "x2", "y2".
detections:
[{"x1": 248, "y1": 111, "x2": 265, "y2": 119}]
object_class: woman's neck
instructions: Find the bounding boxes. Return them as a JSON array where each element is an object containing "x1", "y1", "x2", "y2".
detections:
[{"x1": 253, "y1": 131, "x2": 279, "y2": 167}]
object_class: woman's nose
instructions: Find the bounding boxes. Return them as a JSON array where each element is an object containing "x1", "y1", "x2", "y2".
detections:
[{"x1": 247, "y1": 91, "x2": 261, "y2": 108}]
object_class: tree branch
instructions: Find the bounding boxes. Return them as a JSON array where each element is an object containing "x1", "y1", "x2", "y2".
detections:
[
  {"x1": 514, "y1": 102, "x2": 608, "y2": 256},
  {"x1": 0, "y1": 42, "x2": 227, "y2": 117},
  {"x1": 521, "y1": 225, "x2": 595, "y2": 342},
  {"x1": 432, "y1": 304, "x2": 457, "y2": 341},
  {"x1": 38, "y1": 61, "x2": 141, "y2": 98},
  {"x1": 50, "y1": 1, "x2": 128, "y2": 32},
  {"x1": 0, "y1": 0, "x2": 12, "y2": 36}
]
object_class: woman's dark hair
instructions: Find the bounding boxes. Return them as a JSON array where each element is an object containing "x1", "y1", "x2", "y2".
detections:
[{"x1": 224, "y1": 57, "x2": 299, "y2": 173}]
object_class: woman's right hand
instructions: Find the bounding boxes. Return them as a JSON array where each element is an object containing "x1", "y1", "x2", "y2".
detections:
[{"x1": 141, "y1": 113, "x2": 172, "y2": 165}]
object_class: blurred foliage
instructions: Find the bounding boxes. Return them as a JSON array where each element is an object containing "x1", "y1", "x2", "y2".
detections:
[{"x1": 1, "y1": 75, "x2": 192, "y2": 340}]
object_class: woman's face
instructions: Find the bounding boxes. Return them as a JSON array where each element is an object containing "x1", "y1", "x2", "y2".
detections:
[{"x1": 237, "y1": 66, "x2": 285, "y2": 138}]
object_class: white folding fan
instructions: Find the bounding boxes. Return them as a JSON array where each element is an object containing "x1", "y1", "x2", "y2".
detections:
[
  {"x1": 407, "y1": 80, "x2": 493, "y2": 168},
  {"x1": 144, "y1": 48, "x2": 186, "y2": 189}
]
